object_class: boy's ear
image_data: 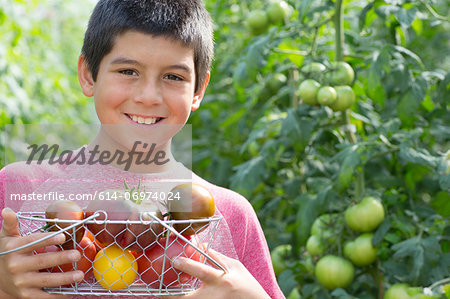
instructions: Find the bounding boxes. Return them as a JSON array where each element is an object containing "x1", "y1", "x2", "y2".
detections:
[
  {"x1": 78, "y1": 55, "x2": 95, "y2": 97},
  {"x1": 191, "y1": 72, "x2": 210, "y2": 111}
]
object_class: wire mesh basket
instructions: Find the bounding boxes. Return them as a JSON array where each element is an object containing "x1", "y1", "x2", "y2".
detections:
[{"x1": 10, "y1": 211, "x2": 223, "y2": 296}]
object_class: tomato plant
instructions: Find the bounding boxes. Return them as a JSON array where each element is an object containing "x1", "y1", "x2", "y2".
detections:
[
  {"x1": 297, "y1": 79, "x2": 320, "y2": 105},
  {"x1": 93, "y1": 245, "x2": 138, "y2": 290},
  {"x1": 317, "y1": 86, "x2": 337, "y2": 106},
  {"x1": 314, "y1": 255, "x2": 354, "y2": 290},
  {"x1": 384, "y1": 283, "x2": 414, "y2": 299},
  {"x1": 343, "y1": 233, "x2": 378, "y2": 267},
  {"x1": 328, "y1": 85, "x2": 355, "y2": 111},
  {"x1": 305, "y1": 235, "x2": 324, "y2": 256},
  {"x1": 191, "y1": 0, "x2": 449, "y2": 297},
  {"x1": 326, "y1": 61, "x2": 355, "y2": 86},
  {"x1": 301, "y1": 62, "x2": 326, "y2": 81},
  {"x1": 247, "y1": 10, "x2": 268, "y2": 35},
  {"x1": 345, "y1": 196, "x2": 385, "y2": 232},
  {"x1": 270, "y1": 244, "x2": 292, "y2": 275},
  {"x1": 267, "y1": 1, "x2": 291, "y2": 24},
  {"x1": 136, "y1": 234, "x2": 203, "y2": 287}
]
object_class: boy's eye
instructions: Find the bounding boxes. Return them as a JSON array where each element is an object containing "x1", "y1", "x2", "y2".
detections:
[
  {"x1": 164, "y1": 74, "x2": 183, "y2": 81},
  {"x1": 119, "y1": 69, "x2": 138, "y2": 76}
]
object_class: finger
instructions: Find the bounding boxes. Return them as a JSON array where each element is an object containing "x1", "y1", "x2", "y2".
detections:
[
  {"x1": 1, "y1": 208, "x2": 20, "y2": 237},
  {"x1": 173, "y1": 256, "x2": 223, "y2": 284},
  {"x1": 10, "y1": 250, "x2": 80, "y2": 273},
  {"x1": 19, "y1": 270, "x2": 84, "y2": 289},
  {"x1": 6, "y1": 232, "x2": 66, "y2": 254},
  {"x1": 202, "y1": 248, "x2": 232, "y2": 271}
]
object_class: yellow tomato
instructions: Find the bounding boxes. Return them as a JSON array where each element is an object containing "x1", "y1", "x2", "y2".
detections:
[{"x1": 93, "y1": 245, "x2": 138, "y2": 290}]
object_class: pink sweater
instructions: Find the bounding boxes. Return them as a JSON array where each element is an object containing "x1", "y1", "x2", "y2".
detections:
[{"x1": 0, "y1": 159, "x2": 285, "y2": 299}]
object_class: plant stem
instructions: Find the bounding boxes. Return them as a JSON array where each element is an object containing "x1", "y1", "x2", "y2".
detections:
[
  {"x1": 334, "y1": 0, "x2": 344, "y2": 61},
  {"x1": 334, "y1": 0, "x2": 357, "y2": 144},
  {"x1": 355, "y1": 167, "x2": 365, "y2": 201},
  {"x1": 290, "y1": 69, "x2": 299, "y2": 108},
  {"x1": 377, "y1": 260, "x2": 384, "y2": 299}
]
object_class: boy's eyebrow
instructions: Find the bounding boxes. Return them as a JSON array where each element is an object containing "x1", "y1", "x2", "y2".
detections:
[
  {"x1": 111, "y1": 57, "x2": 143, "y2": 66},
  {"x1": 111, "y1": 57, "x2": 192, "y2": 73},
  {"x1": 167, "y1": 64, "x2": 193, "y2": 74}
]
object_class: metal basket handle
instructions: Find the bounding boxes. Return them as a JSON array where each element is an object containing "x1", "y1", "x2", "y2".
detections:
[{"x1": 0, "y1": 212, "x2": 101, "y2": 256}]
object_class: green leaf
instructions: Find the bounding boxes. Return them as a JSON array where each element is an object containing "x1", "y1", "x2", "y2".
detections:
[
  {"x1": 375, "y1": 5, "x2": 398, "y2": 19},
  {"x1": 220, "y1": 106, "x2": 247, "y2": 128},
  {"x1": 397, "y1": 91, "x2": 420, "y2": 127},
  {"x1": 245, "y1": 35, "x2": 270, "y2": 80},
  {"x1": 399, "y1": 145, "x2": 440, "y2": 168},
  {"x1": 391, "y1": 45, "x2": 424, "y2": 68},
  {"x1": 367, "y1": 66, "x2": 385, "y2": 105},
  {"x1": 230, "y1": 156, "x2": 266, "y2": 196},
  {"x1": 332, "y1": 145, "x2": 361, "y2": 192},
  {"x1": 422, "y1": 236, "x2": 441, "y2": 263},
  {"x1": 392, "y1": 236, "x2": 420, "y2": 260},
  {"x1": 277, "y1": 269, "x2": 297, "y2": 295},
  {"x1": 393, "y1": 6, "x2": 418, "y2": 27},
  {"x1": 411, "y1": 75, "x2": 428, "y2": 102},
  {"x1": 431, "y1": 191, "x2": 450, "y2": 217},
  {"x1": 438, "y1": 173, "x2": 450, "y2": 191},
  {"x1": 331, "y1": 288, "x2": 359, "y2": 299},
  {"x1": 280, "y1": 109, "x2": 314, "y2": 150},
  {"x1": 359, "y1": 2, "x2": 375, "y2": 31},
  {"x1": 430, "y1": 253, "x2": 450, "y2": 282},
  {"x1": 297, "y1": 0, "x2": 314, "y2": 22},
  {"x1": 421, "y1": 94, "x2": 435, "y2": 112},
  {"x1": 373, "y1": 217, "x2": 391, "y2": 246},
  {"x1": 232, "y1": 61, "x2": 250, "y2": 90},
  {"x1": 295, "y1": 187, "x2": 332, "y2": 244}
]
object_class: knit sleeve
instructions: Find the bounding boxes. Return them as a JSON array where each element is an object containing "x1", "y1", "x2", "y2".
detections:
[{"x1": 211, "y1": 188, "x2": 285, "y2": 299}]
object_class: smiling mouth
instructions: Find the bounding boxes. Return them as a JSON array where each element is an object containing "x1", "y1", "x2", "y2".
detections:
[{"x1": 125, "y1": 113, "x2": 163, "y2": 125}]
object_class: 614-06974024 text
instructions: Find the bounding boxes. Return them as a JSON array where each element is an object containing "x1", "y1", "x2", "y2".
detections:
[{"x1": 9, "y1": 190, "x2": 182, "y2": 202}]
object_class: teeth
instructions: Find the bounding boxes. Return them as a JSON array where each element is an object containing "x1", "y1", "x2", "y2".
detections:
[{"x1": 129, "y1": 114, "x2": 158, "y2": 125}]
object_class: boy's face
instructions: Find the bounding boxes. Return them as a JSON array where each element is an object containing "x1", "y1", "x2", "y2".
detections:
[{"x1": 78, "y1": 31, "x2": 208, "y2": 129}]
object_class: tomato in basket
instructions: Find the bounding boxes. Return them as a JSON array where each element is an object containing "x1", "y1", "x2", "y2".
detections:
[
  {"x1": 93, "y1": 245, "x2": 138, "y2": 290},
  {"x1": 85, "y1": 229, "x2": 105, "y2": 251},
  {"x1": 137, "y1": 234, "x2": 204, "y2": 287},
  {"x1": 50, "y1": 234, "x2": 97, "y2": 279},
  {"x1": 85, "y1": 189, "x2": 164, "y2": 251},
  {"x1": 36, "y1": 233, "x2": 97, "y2": 282},
  {"x1": 45, "y1": 200, "x2": 85, "y2": 250},
  {"x1": 169, "y1": 184, "x2": 215, "y2": 236}
]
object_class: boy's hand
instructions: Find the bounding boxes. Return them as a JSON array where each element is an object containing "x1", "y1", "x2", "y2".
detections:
[
  {"x1": 162, "y1": 248, "x2": 271, "y2": 299},
  {"x1": 0, "y1": 208, "x2": 84, "y2": 299}
]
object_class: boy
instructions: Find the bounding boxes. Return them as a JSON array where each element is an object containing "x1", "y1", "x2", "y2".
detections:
[{"x1": 0, "y1": 1, "x2": 285, "y2": 298}]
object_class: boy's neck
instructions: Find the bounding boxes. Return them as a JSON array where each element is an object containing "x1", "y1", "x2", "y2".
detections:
[{"x1": 87, "y1": 128, "x2": 177, "y2": 174}]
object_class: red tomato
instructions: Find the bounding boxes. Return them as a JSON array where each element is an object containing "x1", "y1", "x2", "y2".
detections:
[
  {"x1": 45, "y1": 200, "x2": 85, "y2": 250},
  {"x1": 51, "y1": 235, "x2": 97, "y2": 279},
  {"x1": 137, "y1": 235, "x2": 203, "y2": 288},
  {"x1": 85, "y1": 229, "x2": 105, "y2": 251}
]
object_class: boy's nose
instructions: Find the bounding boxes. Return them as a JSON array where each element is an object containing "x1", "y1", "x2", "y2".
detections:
[{"x1": 133, "y1": 80, "x2": 163, "y2": 105}]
